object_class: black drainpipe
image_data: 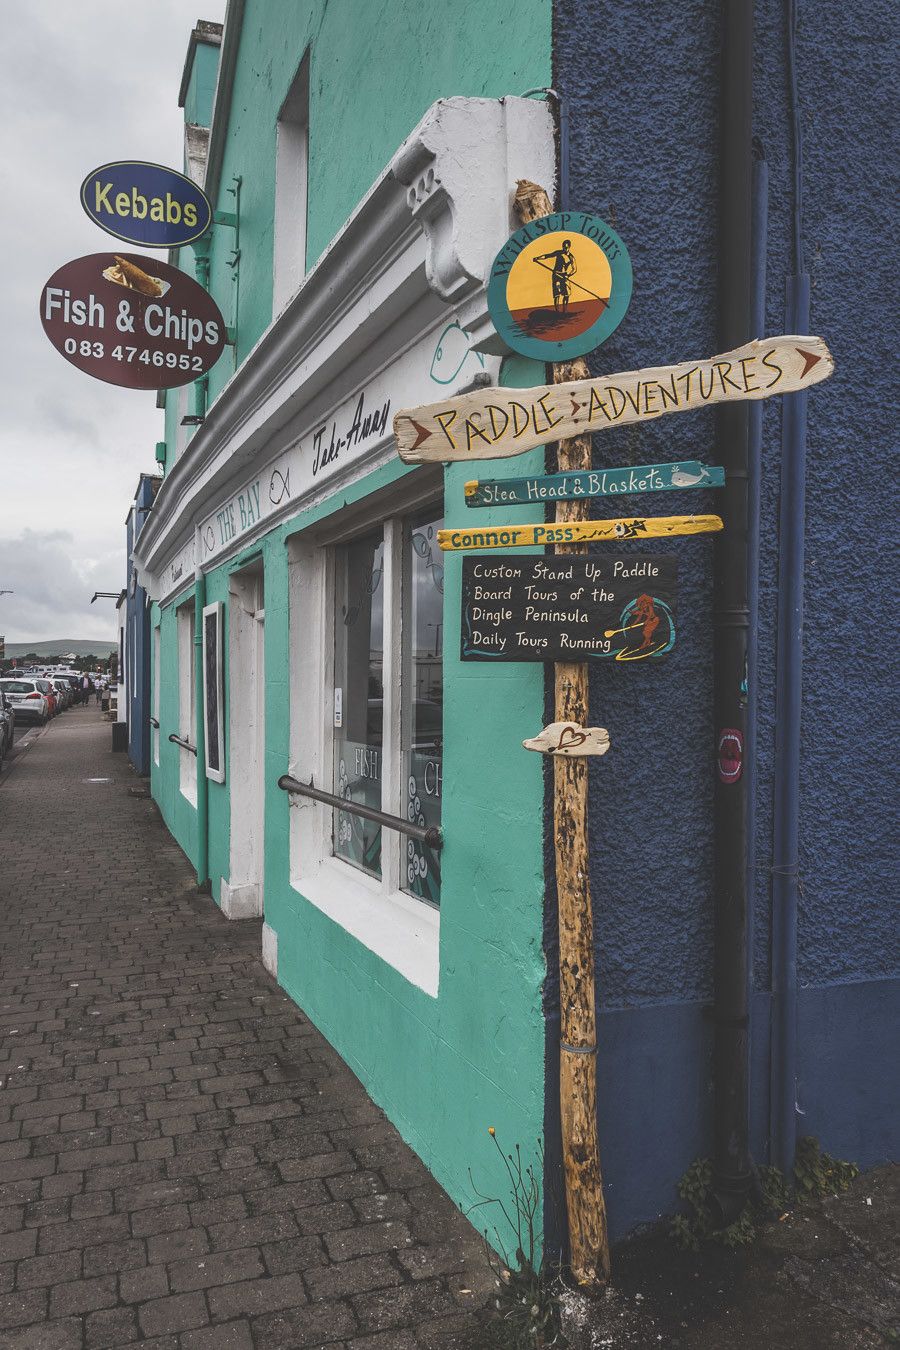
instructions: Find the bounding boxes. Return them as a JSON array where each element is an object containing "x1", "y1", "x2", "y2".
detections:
[{"x1": 711, "y1": 0, "x2": 755, "y2": 1219}]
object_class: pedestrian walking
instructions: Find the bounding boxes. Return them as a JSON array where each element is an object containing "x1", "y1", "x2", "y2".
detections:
[{"x1": 80, "y1": 674, "x2": 91, "y2": 705}]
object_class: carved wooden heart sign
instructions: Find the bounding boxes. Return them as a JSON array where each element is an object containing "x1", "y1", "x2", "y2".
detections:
[{"x1": 523, "y1": 722, "x2": 611, "y2": 757}]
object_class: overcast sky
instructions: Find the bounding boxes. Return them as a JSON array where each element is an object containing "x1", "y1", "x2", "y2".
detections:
[{"x1": 0, "y1": 1, "x2": 226, "y2": 645}]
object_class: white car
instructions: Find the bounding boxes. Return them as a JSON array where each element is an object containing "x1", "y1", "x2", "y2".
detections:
[{"x1": 0, "y1": 677, "x2": 50, "y2": 724}]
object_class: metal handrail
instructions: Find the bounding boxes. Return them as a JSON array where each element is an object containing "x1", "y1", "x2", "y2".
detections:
[
  {"x1": 149, "y1": 716, "x2": 160, "y2": 729},
  {"x1": 277, "y1": 774, "x2": 442, "y2": 850},
  {"x1": 168, "y1": 732, "x2": 197, "y2": 756}
]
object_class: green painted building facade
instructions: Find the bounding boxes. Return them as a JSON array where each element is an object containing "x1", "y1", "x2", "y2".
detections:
[
  {"x1": 138, "y1": 1, "x2": 555, "y2": 1257},
  {"x1": 135, "y1": 0, "x2": 900, "y2": 1260}
]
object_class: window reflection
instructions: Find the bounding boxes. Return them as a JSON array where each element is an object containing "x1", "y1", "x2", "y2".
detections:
[
  {"x1": 333, "y1": 533, "x2": 384, "y2": 879},
  {"x1": 403, "y1": 515, "x2": 443, "y2": 907}
]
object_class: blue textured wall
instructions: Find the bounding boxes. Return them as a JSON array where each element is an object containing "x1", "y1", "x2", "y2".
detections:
[
  {"x1": 752, "y1": 0, "x2": 898, "y2": 987},
  {"x1": 553, "y1": 0, "x2": 898, "y2": 1238}
]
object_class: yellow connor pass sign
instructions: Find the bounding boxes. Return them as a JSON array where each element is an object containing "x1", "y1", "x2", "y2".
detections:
[
  {"x1": 395, "y1": 336, "x2": 833, "y2": 464},
  {"x1": 438, "y1": 514, "x2": 724, "y2": 551}
]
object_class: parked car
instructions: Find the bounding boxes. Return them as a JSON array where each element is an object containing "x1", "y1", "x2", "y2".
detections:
[
  {"x1": 0, "y1": 693, "x2": 14, "y2": 758},
  {"x1": 52, "y1": 678, "x2": 71, "y2": 710},
  {"x1": 35, "y1": 679, "x2": 58, "y2": 717},
  {"x1": 0, "y1": 678, "x2": 50, "y2": 724}
]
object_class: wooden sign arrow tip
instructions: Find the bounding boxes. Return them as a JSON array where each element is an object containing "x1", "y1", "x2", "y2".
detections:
[
  {"x1": 394, "y1": 415, "x2": 432, "y2": 454},
  {"x1": 796, "y1": 346, "x2": 824, "y2": 377}
]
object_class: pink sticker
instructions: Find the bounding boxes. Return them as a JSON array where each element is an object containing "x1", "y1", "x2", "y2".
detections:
[{"x1": 717, "y1": 728, "x2": 743, "y2": 783}]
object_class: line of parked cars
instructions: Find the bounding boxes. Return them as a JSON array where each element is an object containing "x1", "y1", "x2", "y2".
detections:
[{"x1": 0, "y1": 671, "x2": 98, "y2": 770}]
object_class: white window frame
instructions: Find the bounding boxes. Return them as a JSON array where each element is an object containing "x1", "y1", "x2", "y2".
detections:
[
  {"x1": 177, "y1": 601, "x2": 197, "y2": 804},
  {"x1": 286, "y1": 482, "x2": 443, "y2": 996},
  {"x1": 273, "y1": 53, "x2": 309, "y2": 314},
  {"x1": 202, "y1": 601, "x2": 226, "y2": 784}
]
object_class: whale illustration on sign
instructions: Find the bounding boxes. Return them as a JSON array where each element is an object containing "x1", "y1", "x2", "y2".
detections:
[{"x1": 670, "y1": 464, "x2": 714, "y2": 487}]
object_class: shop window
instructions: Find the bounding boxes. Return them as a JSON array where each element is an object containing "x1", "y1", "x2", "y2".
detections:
[
  {"x1": 331, "y1": 511, "x2": 443, "y2": 907},
  {"x1": 273, "y1": 53, "x2": 309, "y2": 312},
  {"x1": 401, "y1": 517, "x2": 443, "y2": 905},
  {"x1": 177, "y1": 601, "x2": 197, "y2": 803},
  {"x1": 333, "y1": 533, "x2": 385, "y2": 880}
]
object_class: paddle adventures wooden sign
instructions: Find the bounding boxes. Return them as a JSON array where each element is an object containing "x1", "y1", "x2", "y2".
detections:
[
  {"x1": 439, "y1": 513, "x2": 723, "y2": 552},
  {"x1": 464, "y1": 460, "x2": 725, "y2": 507},
  {"x1": 395, "y1": 336, "x2": 833, "y2": 464},
  {"x1": 460, "y1": 554, "x2": 677, "y2": 662}
]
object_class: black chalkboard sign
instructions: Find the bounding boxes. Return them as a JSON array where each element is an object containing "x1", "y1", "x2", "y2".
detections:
[
  {"x1": 202, "y1": 602, "x2": 225, "y2": 782},
  {"x1": 460, "y1": 554, "x2": 677, "y2": 663}
]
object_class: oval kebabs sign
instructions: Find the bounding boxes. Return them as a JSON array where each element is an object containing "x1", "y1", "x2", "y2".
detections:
[
  {"x1": 81, "y1": 161, "x2": 212, "y2": 248},
  {"x1": 40, "y1": 252, "x2": 226, "y2": 390},
  {"x1": 487, "y1": 211, "x2": 632, "y2": 361}
]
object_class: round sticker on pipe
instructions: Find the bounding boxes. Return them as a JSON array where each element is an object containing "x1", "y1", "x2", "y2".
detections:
[
  {"x1": 487, "y1": 212, "x2": 632, "y2": 361},
  {"x1": 39, "y1": 252, "x2": 226, "y2": 390}
]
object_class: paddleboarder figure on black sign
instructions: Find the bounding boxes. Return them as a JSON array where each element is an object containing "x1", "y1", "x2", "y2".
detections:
[{"x1": 534, "y1": 240, "x2": 576, "y2": 311}]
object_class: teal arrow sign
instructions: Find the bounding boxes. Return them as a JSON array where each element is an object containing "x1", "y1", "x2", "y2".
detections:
[{"x1": 464, "y1": 460, "x2": 725, "y2": 508}]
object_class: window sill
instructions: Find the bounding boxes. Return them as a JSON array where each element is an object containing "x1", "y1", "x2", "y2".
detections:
[{"x1": 290, "y1": 856, "x2": 439, "y2": 997}]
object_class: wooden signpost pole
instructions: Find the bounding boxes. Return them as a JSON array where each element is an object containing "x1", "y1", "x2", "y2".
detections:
[{"x1": 514, "y1": 180, "x2": 609, "y2": 1286}]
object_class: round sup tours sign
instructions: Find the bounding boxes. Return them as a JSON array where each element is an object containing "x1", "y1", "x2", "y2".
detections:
[
  {"x1": 487, "y1": 211, "x2": 632, "y2": 361},
  {"x1": 39, "y1": 252, "x2": 226, "y2": 390}
]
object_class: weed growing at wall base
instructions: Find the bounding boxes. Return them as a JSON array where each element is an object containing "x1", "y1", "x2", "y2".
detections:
[
  {"x1": 671, "y1": 1137, "x2": 859, "y2": 1251},
  {"x1": 466, "y1": 1131, "x2": 566, "y2": 1348}
]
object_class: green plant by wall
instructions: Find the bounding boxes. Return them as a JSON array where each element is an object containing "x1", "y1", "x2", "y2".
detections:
[
  {"x1": 793, "y1": 1135, "x2": 859, "y2": 1202},
  {"x1": 671, "y1": 1138, "x2": 859, "y2": 1252},
  {"x1": 468, "y1": 1131, "x2": 567, "y2": 1349}
]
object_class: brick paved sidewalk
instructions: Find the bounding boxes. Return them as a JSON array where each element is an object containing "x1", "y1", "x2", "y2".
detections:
[{"x1": 0, "y1": 708, "x2": 496, "y2": 1349}]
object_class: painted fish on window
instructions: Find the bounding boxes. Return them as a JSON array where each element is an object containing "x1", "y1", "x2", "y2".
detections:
[{"x1": 429, "y1": 320, "x2": 485, "y2": 385}]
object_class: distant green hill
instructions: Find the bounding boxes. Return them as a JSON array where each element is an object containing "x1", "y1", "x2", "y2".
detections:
[{"x1": 3, "y1": 639, "x2": 117, "y2": 658}]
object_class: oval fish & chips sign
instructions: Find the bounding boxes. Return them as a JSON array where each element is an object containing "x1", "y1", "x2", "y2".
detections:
[
  {"x1": 40, "y1": 252, "x2": 226, "y2": 390},
  {"x1": 80, "y1": 161, "x2": 212, "y2": 249}
]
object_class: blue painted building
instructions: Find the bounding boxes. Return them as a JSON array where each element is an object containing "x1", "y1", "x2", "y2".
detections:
[{"x1": 550, "y1": 0, "x2": 898, "y2": 1239}]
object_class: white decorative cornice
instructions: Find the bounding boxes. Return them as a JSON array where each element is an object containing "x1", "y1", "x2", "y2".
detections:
[
  {"x1": 391, "y1": 97, "x2": 554, "y2": 303},
  {"x1": 133, "y1": 96, "x2": 555, "y2": 600}
]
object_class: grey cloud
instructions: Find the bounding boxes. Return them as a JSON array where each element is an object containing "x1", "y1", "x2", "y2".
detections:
[
  {"x1": 1, "y1": 1, "x2": 226, "y2": 642},
  {"x1": 0, "y1": 529, "x2": 123, "y2": 645}
]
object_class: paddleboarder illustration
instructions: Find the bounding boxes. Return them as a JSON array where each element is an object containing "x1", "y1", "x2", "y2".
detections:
[
  {"x1": 534, "y1": 239, "x2": 577, "y2": 311},
  {"x1": 502, "y1": 229, "x2": 613, "y2": 344},
  {"x1": 603, "y1": 593, "x2": 676, "y2": 660}
]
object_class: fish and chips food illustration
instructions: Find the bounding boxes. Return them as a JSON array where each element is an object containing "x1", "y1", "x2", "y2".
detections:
[{"x1": 102, "y1": 255, "x2": 165, "y2": 297}]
